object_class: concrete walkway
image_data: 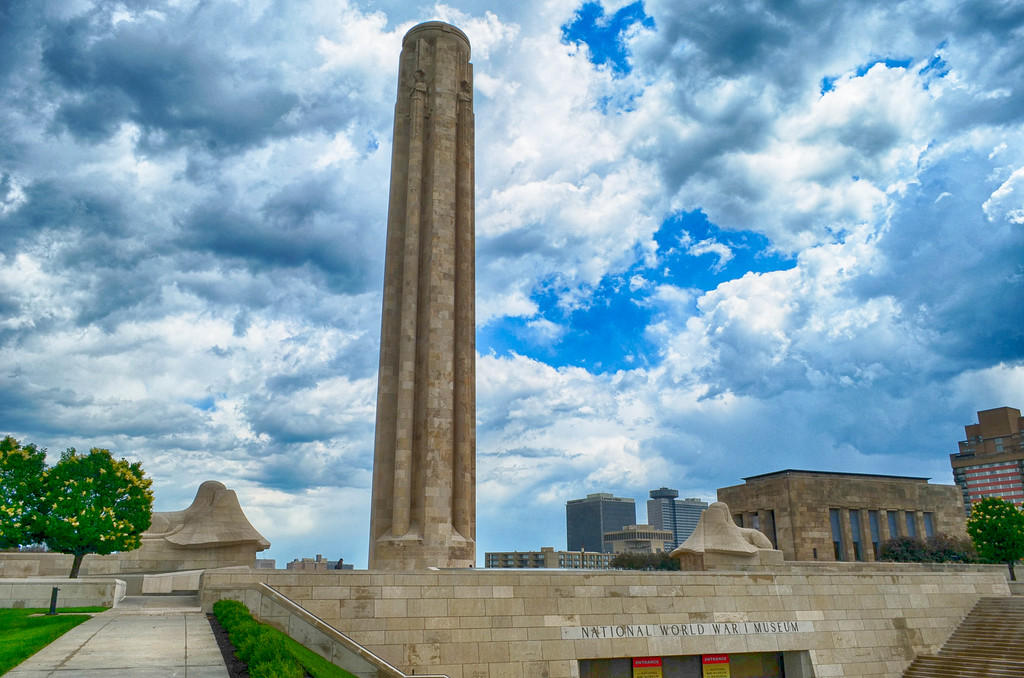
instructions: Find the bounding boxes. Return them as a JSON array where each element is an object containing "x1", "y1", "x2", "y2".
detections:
[{"x1": 8, "y1": 595, "x2": 229, "y2": 678}]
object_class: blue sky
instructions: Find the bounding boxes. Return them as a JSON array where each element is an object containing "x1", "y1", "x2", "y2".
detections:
[{"x1": 1, "y1": 0, "x2": 1023, "y2": 567}]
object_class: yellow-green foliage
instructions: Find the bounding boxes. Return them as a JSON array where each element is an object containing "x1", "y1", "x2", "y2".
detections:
[
  {"x1": 966, "y1": 497, "x2": 1024, "y2": 580},
  {"x1": 0, "y1": 436, "x2": 47, "y2": 549},
  {"x1": 35, "y1": 448, "x2": 153, "y2": 575}
]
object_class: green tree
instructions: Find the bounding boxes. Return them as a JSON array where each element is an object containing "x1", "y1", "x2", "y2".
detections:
[
  {"x1": 35, "y1": 448, "x2": 154, "y2": 578},
  {"x1": 966, "y1": 497, "x2": 1024, "y2": 581},
  {"x1": 0, "y1": 436, "x2": 47, "y2": 549}
]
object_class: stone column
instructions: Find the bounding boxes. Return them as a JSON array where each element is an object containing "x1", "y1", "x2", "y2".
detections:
[{"x1": 369, "y1": 22, "x2": 475, "y2": 570}]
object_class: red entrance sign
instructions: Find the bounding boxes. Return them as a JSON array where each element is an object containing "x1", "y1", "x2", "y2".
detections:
[
  {"x1": 702, "y1": 654, "x2": 730, "y2": 678},
  {"x1": 633, "y1": 656, "x2": 663, "y2": 677}
]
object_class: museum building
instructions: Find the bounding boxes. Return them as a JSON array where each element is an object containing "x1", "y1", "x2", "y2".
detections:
[{"x1": 717, "y1": 469, "x2": 967, "y2": 562}]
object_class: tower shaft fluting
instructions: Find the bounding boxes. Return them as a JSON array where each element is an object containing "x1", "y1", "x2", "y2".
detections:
[{"x1": 369, "y1": 22, "x2": 475, "y2": 570}]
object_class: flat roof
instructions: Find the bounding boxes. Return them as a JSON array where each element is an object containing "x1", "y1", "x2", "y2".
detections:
[{"x1": 741, "y1": 469, "x2": 931, "y2": 483}]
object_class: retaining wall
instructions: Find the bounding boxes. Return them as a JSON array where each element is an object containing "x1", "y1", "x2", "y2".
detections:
[
  {"x1": 0, "y1": 577, "x2": 126, "y2": 609},
  {"x1": 200, "y1": 565, "x2": 1010, "y2": 678}
]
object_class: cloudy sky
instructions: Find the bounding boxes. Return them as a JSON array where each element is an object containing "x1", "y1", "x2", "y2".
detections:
[{"x1": 2, "y1": 0, "x2": 1023, "y2": 567}]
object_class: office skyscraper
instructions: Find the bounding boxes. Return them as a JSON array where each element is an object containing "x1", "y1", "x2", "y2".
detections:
[
  {"x1": 566, "y1": 493, "x2": 636, "y2": 553},
  {"x1": 647, "y1": 488, "x2": 708, "y2": 551}
]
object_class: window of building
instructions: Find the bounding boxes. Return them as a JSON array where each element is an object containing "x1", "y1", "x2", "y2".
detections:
[
  {"x1": 830, "y1": 508, "x2": 845, "y2": 561},
  {"x1": 905, "y1": 512, "x2": 917, "y2": 538},
  {"x1": 849, "y1": 510, "x2": 864, "y2": 561},
  {"x1": 923, "y1": 512, "x2": 935, "y2": 537},
  {"x1": 765, "y1": 509, "x2": 778, "y2": 548},
  {"x1": 887, "y1": 511, "x2": 899, "y2": 538},
  {"x1": 868, "y1": 510, "x2": 880, "y2": 557}
]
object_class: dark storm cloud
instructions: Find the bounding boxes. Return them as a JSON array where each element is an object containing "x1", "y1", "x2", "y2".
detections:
[
  {"x1": 178, "y1": 197, "x2": 376, "y2": 295},
  {"x1": 244, "y1": 447, "x2": 371, "y2": 492},
  {"x1": 854, "y1": 151, "x2": 1024, "y2": 366},
  {"x1": 41, "y1": 10, "x2": 300, "y2": 152},
  {"x1": 0, "y1": 179, "x2": 125, "y2": 248},
  {"x1": 0, "y1": 1, "x2": 40, "y2": 80}
]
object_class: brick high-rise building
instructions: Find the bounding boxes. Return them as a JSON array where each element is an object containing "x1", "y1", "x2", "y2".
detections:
[{"x1": 951, "y1": 407, "x2": 1024, "y2": 512}]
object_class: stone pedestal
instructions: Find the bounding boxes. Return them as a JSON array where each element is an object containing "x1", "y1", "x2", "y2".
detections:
[{"x1": 368, "y1": 22, "x2": 476, "y2": 570}]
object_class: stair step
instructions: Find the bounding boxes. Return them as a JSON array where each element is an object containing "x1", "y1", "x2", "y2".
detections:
[{"x1": 902, "y1": 597, "x2": 1024, "y2": 677}]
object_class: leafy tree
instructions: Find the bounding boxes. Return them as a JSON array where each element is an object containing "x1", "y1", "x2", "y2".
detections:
[
  {"x1": 0, "y1": 436, "x2": 47, "y2": 549},
  {"x1": 35, "y1": 448, "x2": 153, "y2": 578},
  {"x1": 966, "y1": 497, "x2": 1024, "y2": 581}
]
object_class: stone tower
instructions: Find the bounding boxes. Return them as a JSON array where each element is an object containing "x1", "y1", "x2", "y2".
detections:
[{"x1": 368, "y1": 22, "x2": 475, "y2": 570}]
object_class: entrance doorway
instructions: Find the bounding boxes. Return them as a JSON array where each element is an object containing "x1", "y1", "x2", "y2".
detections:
[{"x1": 579, "y1": 651, "x2": 785, "y2": 678}]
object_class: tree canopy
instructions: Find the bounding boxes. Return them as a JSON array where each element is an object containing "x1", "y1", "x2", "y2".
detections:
[
  {"x1": 34, "y1": 447, "x2": 154, "y2": 578},
  {"x1": 0, "y1": 436, "x2": 48, "y2": 549},
  {"x1": 966, "y1": 497, "x2": 1024, "y2": 581}
]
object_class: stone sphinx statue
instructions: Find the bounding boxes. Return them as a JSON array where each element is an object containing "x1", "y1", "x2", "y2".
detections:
[
  {"x1": 669, "y1": 501, "x2": 783, "y2": 571},
  {"x1": 118, "y1": 480, "x2": 270, "y2": 572}
]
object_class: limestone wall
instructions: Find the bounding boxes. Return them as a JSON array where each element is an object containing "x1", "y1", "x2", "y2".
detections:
[
  {"x1": 0, "y1": 543, "x2": 259, "y2": 578},
  {"x1": 0, "y1": 577, "x2": 126, "y2": 609},
  {"x1": 208, "y1": 580, "x2": 450, "y2": 678},
  {"x1": 200, "y1": 565, "x2": 1009, "y2": 678}
]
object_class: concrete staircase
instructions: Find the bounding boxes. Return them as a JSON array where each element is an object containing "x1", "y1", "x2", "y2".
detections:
[{"x1": 902, "y1": 596, "x2": 1024, "y2": 677}]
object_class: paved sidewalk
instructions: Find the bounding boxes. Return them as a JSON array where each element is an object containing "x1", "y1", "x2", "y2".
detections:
[{"x1": 7, "y1": 594, "x2": 229, "y2": 678}]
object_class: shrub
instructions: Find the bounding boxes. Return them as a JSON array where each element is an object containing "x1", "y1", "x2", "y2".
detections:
[
  {"x1": 213, "y1": 599, "x2": 305, "y2": 676},
  {"x1": 241, "y1": 627, "x2": 287, "y2": 664},
  {"x1": 212, "y1": 599, "x2": 249, "y2": 626},
  {"x1": 877, "y1": 536, "x2": 929, "y2": 562},
  {"x1": 249, "y1": 656, "x2": 305, "y2": 678},
  {"x1": 876, "y1": 533, "x2": 978, "y2": 563},
  {"x1": 211, "y1": 597, "x2": 361, "y2": 678},
  {"x1": 925, "y1": 533, "x2": 978, "y2": 563}
]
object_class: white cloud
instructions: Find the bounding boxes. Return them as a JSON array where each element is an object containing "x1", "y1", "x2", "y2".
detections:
[{"x1": 1, "y1": 0, "x2": 1022, "y2": 568}]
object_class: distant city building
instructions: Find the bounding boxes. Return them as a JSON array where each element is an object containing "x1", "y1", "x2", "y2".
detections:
[
  {"x1": 602, "y1": 524, "x2": 673, "y2": 554},
  {"x1": 286, "y1": 554, "x2": 352, "y2": 570},
  {"x1": 254, "y1": 558, "x2": 277, "y2": 569},
  {"x1": 566, "y1": 493, "x2": 636, "y2": 553},
  {"x1": 484, "y1": 547, "x2": 616, "y2": 570},
  {"x1": 718, "y1": 469, "x2": 967, "y2": 562},
  {"x1": 646, "y1": 488, "x2": 708, "y2": 551},
  {"x1": 950, "y1": 406, "x2": 1024, "y2": 512}
]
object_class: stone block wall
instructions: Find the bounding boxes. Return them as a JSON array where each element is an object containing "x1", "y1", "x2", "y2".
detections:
[
  {"x1": 0, "y1": 543, "x2": 259, "y2": 578},
  {"x1": 718, "y1": 471, "x2": 968, "y2": 562},
  {"x1": 0, "y1": 577, "x2": 126, "y2": 609},
  {"x1": 200, "y1": 565, "x2": 1008, "y2": 678}
]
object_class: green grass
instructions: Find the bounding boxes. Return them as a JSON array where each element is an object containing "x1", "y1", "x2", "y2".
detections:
[
  {"x1": 279, "y1": 632, "x2": 358, "y2": 678},
  {"x1": 0, "y1": 607, "x2": 105, "y2": 675}
]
